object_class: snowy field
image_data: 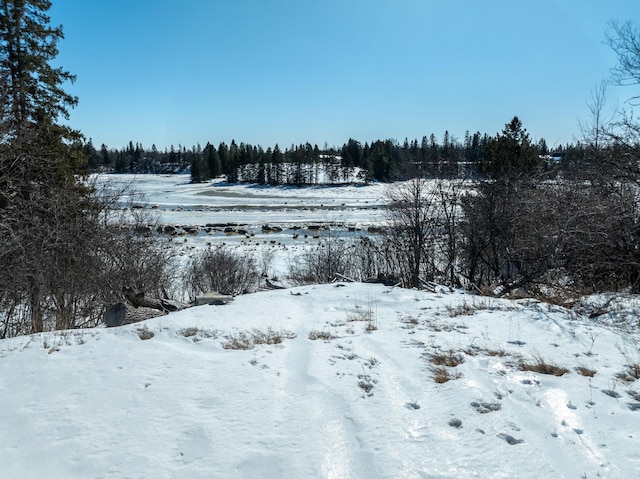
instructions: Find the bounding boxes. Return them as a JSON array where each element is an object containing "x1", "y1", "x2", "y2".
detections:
[
  {"x1": 1, "y1": 175, "x2": 639, "y2": 478},
  {"x1": 99, "y1": 173, "x2": 388, "y2": 228}
]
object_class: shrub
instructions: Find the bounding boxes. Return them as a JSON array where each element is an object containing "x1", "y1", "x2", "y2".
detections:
[{"x1": 184, "y1": 246, "x2": 259, "y2": 298}]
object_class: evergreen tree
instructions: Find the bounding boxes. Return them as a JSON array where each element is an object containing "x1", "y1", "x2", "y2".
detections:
[
  {"x1": 100, "y1": 143, "x2": 110, "y2": 169},
  {"x1": 0, "y1": 0, "x2": 78, "y2": 142},
  {"x1": 483, "y1": 116, "x2": 539, "y2": 178},
  {"x1": 217, "y1": 142, "x2": 229, "y2": 174},
  {"x1": 204, "y1": 142, "x2": 221, "y2": 178}
]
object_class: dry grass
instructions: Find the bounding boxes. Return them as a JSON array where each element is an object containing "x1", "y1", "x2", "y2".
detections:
[
  {"x1": 432, "y1": 366, "x2": 461, "y2": 383},
  {"x1": 485, "y1": 347, "x2": 507, "y2": 357},
  {"x1": 446, "y1": 300, "x2": 477, "y2": 317},
  {"x1": 222, "y1": 332, "x2": 253, "y2": 350},
  {"x1": 576, "y1": 366, "x2": 597, "y2": 377},
  {"x1": 137, "y1": 326, "x2": 154, "y2": 340},
  {"x1": 445, "y1": 297, "x2": 509, "y2": 317},
  {"x1": 177, "y1": 327, "x2": 218, "y2": 341},
  {"x1": 357, "y1": 373, "x2": 375, "y2": 395},
  {"x1": 400, "y1": 315, "x2": 419, "y2": 328},
  {"x1": 307, "y1": 330, "x2": 337, "y2": 341},
  {"x1": 179, "y1": 327, "x2": 199, "y2": 338},
  {"x1": 519, "y1": 356, "x2": 569, "y2": 376},
  {"x1": 616, "y1": 362, "x2": 640, "y2": 383},
  {"x1": 223, "y1": 328, "x2": 296, "y2": 350},
  {"x1": 429, "y1": 350, "x2": 465, "y2": 367},
  {"x1": 347, "y1": 302, "x2": 378, "y2": 332}
]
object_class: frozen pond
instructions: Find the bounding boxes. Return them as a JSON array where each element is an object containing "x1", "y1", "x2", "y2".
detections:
[{"x1": 94, "y1": 174, "x2": 389, "y2": 229}]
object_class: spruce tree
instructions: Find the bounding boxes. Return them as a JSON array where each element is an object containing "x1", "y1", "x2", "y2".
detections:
[
  {"x1": 484, "y1": 116, "x2": 539, "y2": 178},
  {"x1": 0, "y1": 0, "x2": 94, "y2": 333},
  {"x1": 0, "y1": 0, "x2": 78, "y2": 143}
]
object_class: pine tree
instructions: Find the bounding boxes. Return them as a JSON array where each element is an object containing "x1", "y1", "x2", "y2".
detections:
[
  {"x1": 484, "y1": 116, "x2": 539, "y2": 178},
  {"x1": 205, "y1": 142, "x2": 221, "y2": 177},
  {"x1": 0, "y1": 0, "x2": 78, "y2": 143}
]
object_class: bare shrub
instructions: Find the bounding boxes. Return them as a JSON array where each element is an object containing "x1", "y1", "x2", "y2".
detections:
[
  {"x1": 184, "y1": 246, "x2": 259, "y2": 298},
  {"x1": 288, "y1": 230, "x2": 354, "y2": 284},
  {"x1": 0, "y1": 171, "x2": 177, "y2": 336}
]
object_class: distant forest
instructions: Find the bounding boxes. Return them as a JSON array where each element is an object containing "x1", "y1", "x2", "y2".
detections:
[{"x1": 83, "y1": 128, "x2": 592, "y2": 185}]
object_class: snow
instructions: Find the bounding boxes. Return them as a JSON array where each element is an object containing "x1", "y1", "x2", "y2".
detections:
[
  {"x1": 1, "y1": 175, "x2": 639, "y2": 478},
  {"x1": 97, "y1": 173, "x2": 388, "y2": 228}
]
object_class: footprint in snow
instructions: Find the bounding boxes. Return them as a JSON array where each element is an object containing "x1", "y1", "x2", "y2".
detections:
[
  {"x1": 178, "y1": 426, "x2": 211, "y2": 464},
  {"x1": 471, "y1": 401, "x2": 501, "y2": 414},
  {"x1": 448, "y1": 418, "x2": 462, "y2": 428},
  {"x1": 497, "y1": 433, "x2": 524, "y2": 445},
  {"x1": 602, "y1": 389, "x2": 622, "y2": 398}
]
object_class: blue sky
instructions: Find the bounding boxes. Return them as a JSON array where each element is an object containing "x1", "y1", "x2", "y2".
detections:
[{"x1": 49, "y1": 0, "x2": 639, "y2": 151}]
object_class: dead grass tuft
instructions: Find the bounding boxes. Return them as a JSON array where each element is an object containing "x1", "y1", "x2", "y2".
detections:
[
  {"x1": 137, "y1": 326, "x2": 154, "y2": 340},
  {"x1": 308, "y1": 330, "x2": 337, "y2": 341},
  {"x1": 576, "y1": 366, "x2": 597, "y2": 377},
  {"x1": 616, "y1": 362, "x2": 640, "y2": 383},
  {"x1": 223, "y1": 328, "x2": 296, "y2": 350},
  {"x1": 432, "y1": 367, "x2": 461, "y2": 383},
  {"x1": 429, "y1": 350, "x2": 465, "y2": 367},
  {"x1": 519, "y1": 356, "x2": 568, "y2": 376},
  {"x1": 179, "y1": 327, "x2": 199, "y2": 337}
]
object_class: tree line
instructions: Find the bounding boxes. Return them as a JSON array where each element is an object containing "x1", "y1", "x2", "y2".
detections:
[{"x1": 86, "y1": 132, "x2": 600, "y2": 186}]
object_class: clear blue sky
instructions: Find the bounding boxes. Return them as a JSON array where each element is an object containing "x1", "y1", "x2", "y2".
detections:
[{"x1": 49, "y1": 0, "x2": 639, "y2": 151}]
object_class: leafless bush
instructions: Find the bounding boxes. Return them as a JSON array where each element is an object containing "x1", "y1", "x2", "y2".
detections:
[
  {"x1": 288, "y1": 231, "x2": 354, "y2": 284},
  {"x1": 184, "y1": 246, "x2": 259, "y2": 297},
  {"x1": 0, "y1": 171, "x2": 178, "y2": 336},
  {"x1": 381, "y1": 178, "x2": 463, "y2": 288}
]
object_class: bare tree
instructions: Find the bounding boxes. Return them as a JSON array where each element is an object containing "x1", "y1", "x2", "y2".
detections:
[
  {"x1": 578, "y1": 80, "x2": 613, "y2": 151},
  {"x1": 383, "y1": 178, "x2": 439, "y2": 288},
  {"x1": 607, "y1": 21, "x2": 640, "y2": 97}
]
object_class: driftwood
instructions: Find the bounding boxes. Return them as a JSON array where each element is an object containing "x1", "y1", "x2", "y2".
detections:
[
  {"x1": 103, "y1": 302, "x2": 165, "y2": 327},
  {"x1": 265, "y1": 278, "x2": 285, "y2": 290},
  {"x1": 103, "y1": 287, "x2": 189, "y2": 327},
  {"x1": 122, "y1": 286, "x2": 186, "y2": 312}
]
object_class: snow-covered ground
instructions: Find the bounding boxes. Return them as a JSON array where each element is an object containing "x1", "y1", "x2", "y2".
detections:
[
  {"x1": 1, "y1": 283, "x2": 639, "y2": 478},
  {"x1": 2, "y1": 175, "x2": 639, "y2": 478}
]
